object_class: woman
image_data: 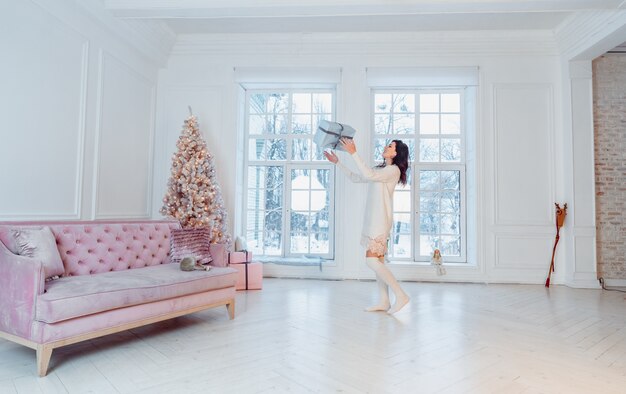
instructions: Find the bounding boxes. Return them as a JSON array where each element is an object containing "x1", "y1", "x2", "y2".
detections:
[{"x1": 324, "y1": 137, "x2": 410, "y2": 314}]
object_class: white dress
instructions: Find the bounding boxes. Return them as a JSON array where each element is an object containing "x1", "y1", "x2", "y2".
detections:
[{"x1": 337, "y1": 152, "x2": 400, "y2": 254}]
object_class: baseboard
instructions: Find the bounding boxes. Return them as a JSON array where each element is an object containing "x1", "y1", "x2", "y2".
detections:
[
  {"x1": 564, "y1": 277, "x2": 602, "y2": 289},
  {"x1": 601, "y1": 278, "x2": 626, "y2": 288}
]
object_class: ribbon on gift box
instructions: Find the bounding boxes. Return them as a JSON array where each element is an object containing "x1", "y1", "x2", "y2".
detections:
[
  {"x1": 314, "y1": 120, "x2": 356, "y2": 151},
  {"x1": 229, "y1": 250, "x2": 251, "y2": 290},
  {"x1": 319, "y1": 124, "x2": 352, "y2": 149}
]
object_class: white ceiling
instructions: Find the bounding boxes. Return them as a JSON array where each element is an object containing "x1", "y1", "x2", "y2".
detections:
[{"x1": 104, "y1": 0, "x2": 626, "y2": 34}]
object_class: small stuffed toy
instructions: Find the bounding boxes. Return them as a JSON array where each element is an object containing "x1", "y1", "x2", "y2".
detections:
[
  {"x1": 431, "y1": 249, "x2": 447, "y2": 276},
  {"x1": 180, "y1": 256, "x2": 210, "y2": 271}
]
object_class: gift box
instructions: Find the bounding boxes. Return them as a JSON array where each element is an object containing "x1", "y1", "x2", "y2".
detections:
[
  {"x1": 313, "y1": 120, "x2": 356, "y2": 151},
  {"x1": 228, "y1": 250, "x2": 252, "y2": 264},
  {"x1": 231, "y1": 261, "x2": 263, "y2": 290}
]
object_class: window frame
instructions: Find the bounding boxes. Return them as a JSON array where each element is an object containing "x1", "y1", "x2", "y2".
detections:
[
  {"x1": 371, "y1": 88, "x2": 467, "y2": 263},
  {"x1": 243, "y1": 88, "x2": 336, "y2": 260}
]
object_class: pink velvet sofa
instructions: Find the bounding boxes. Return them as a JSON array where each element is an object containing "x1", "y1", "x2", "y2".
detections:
[{"x1": 0, "y1": 220, "x2": 237, "y2": 376}]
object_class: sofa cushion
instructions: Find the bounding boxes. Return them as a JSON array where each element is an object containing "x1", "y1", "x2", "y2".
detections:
[
  {"x1": 10, "y1": 227, "x2": 65, "y2": 279},
  {"x1": 170, "y1": 227, "x2": 213, "y2": 265},
  {"x1": 36, "y1": 264, "x2": 237, "y2": 323}
]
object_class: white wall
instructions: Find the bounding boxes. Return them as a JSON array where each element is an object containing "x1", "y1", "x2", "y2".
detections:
[
  {"x1": 0, "y1": 0, "x2": 173, "y2": 220},
  {"x1": 156, "y1": 31, "x2": 566, "y2": 284}
]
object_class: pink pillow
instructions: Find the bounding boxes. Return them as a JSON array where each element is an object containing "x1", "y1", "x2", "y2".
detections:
[
  {"x1": 10, "y1": 227, "x2": 65, "y2": 279},
  {"x1": 170, "y1": 227, "x2": 213, "y2": 265}
]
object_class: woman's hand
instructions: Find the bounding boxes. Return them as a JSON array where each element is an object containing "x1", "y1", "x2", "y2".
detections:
[
  {"x1": 323, "y1": 150, "x2": 339, "y2": 164},
  {"x1": 340, "y1": 137, "x2": 356, "y2": 154}
]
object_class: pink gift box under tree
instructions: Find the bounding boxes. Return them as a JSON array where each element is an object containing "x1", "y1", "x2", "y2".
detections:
[
  {"x1": 228, "y1": 250, "x2": 252, "y2": 264},
  {"x1": 230, "y1": 261, "x2": 262, "y2": 291}
]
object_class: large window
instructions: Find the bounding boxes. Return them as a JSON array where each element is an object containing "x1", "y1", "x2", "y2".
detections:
[
  {"x1": 244, "y1": 90, "x2": 335, "y2": 259},
  {"x1": 373, "y1": 90, "x2": 466, "y2": 262}
]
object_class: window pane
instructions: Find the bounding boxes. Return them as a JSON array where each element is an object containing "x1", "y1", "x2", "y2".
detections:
[
  {"x1": 420, "y1": 114, "x2": 439, "y2": 134},
  {"x1": 267, "y1": 94, "x2": 289, "y2": 114},
  {"x1": 249, "y1": 94, "x2": 268, "y2": 114},
  {"x1": 313, "y1": 169, "x2": 330, "y2": 189},
  {"x1": 265, "y1": 210, "x2": 282, "y2": 231},
  {"x1": 268, "y1": 139, "x2": 287, "y2": 160},
  {"x1": 394, "y1": 114, "x2": 415, "y2": 134},
  {"x1": 420, "y1": 192, "x2": 440, "y2": 212},
  {"x1": 394, "y1": 191, "x2": 411, "y2": 212},
  {"x1": 291, "y1": 191, "x2": 310, "y2": 211},
  {"x1": 419, "y1": 139, "x2": 439, "y2": 162},
  {"x1": 419, "y1": 170, "x2": 439, "y2": 190},
  {"x1": 441, "y1": 236, "x2": 461, "y2": 256},
  {"x1": 440, "y1": 192, "x2": 460, "y2": 214},
  {"x1": 313, "y1": 142, "x2": 325, "y2": 161},
  {"x1": 441, "y1": 171, "x2": 460, "y2": 190},
  {"x1": 290, "y1": 211, "x2": 310, "y2": 232},
  {"x1": 246, "y1": 231, "x2": 263, "y2": 254},
  {"x1": 247, "y1": 166, "x2": 283, "y2": 189},
  {"x1": 249, "y1": 115, "x2": 265, "y2": 135},
  {"x1": 267, "y1": 115, "x2": 288, "y2": 134},
  {"x1": 393, "y1": 213, "x2": 411, "y2": 232},
  {"x1": 292, "y1": 139, "x2": 311, "y2": 161},
  {"x1": 419, "y1": 235, "x2": 438, "y2": 257},
  {"x1": 290, "y1": 232, "x2": 309, "y2": 253},
  {"x1": 420, "y1": 94, "x2": 439, "y2": 112},
  {"x1": 292, "y1": 93, "x2": 311, "y2": 113},
  {"x1": 312, "y1": 93, "x2": 332, "y2": 113},
  {"x1": 312, "y1": 209, "x2": 329, "y2": 231},
  {"x1": 441, "y1": 139, "x2": 461, "y2": 162},
  {"x1": 264, "y1": 231, "x2": 282, "y2": 255},
  {"x1": 247, "y1": 189, "x2": 265, "y2": 210},
  {"x1": 393, "y1": 94, "x2": 415, "y2": 113},
  {"x1": 419, "y1": 213, "x2": 439, "y2": 234},
  {"x1": 292, "y1": 114, "x2": 312, "y2": 134},
  {"x1": 310, "y1": 232, "x2": 329, "y2": 253},
  {"x1": 441, "y1": 214, "x2": 460, "y2": 235},
  {"x1": 441, "y1": 114, "x2": 460, "y2": 134},
  {"x1": 246, "y1": 210, "x2": 264, "y2": 231},
  {"x1": 375, "y1": 94, "x2": 392, "y2": 112},
  {"x1": 392, "y1": 234, "x2": 411, "y2": 258},
  {"x1": 441, "y1": 93, "x2": 460, "y2": 112},
  {"x1": 375, "y1": 114, "x2": 392, "y2": 134},
  {"x1": 264, "y1": 187, "x2": 283, "y2": 211}
]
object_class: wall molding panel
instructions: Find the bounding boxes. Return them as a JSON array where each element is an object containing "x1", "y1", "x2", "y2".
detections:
[
  {"x1": 0, "y1": 3, "x2": 91, "y2": 220},
  {"x1": 493, "y1": 83, "x2": 555, "y2": 227},
  {"x1": 92, "y1": 51, "x2": 157, "y2": 219}
]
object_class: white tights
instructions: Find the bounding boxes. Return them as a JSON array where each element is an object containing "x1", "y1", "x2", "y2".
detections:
[{"x1": 365, "y1": 256, "x2": 410, "y2": 314}]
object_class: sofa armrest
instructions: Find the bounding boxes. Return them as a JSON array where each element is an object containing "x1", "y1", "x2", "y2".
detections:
[{"x1": 0, "y1": 241, "x2": 45, "y2": 339}]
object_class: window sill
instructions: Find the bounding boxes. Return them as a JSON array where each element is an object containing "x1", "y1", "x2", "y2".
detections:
[{"x1": 257, "y1": 256, "x2": 330, "y2": 267}]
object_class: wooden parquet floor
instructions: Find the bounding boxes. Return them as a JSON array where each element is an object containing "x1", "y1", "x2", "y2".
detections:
[{"x1": 1, "y1": 279, "x2": 626, "y2": 393}]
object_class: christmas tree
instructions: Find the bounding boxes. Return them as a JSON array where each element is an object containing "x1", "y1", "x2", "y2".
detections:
[{"x1": 161, "y1": 114, "x2": 232, "y2": 247}]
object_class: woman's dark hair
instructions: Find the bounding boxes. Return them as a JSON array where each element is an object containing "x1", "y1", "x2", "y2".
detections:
[
  {"x1": 392, "y1": 139, "x2": 409, "y2": 185},
  {"x1": 377, "y1": 139, "x2": 409, "y2": 185}
]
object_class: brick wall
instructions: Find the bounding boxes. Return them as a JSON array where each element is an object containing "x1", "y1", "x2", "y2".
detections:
[{"x1": 593, "y1": 54, "x2": 626, "y2": 279}]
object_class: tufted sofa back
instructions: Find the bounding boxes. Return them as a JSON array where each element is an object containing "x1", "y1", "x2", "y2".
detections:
[{"x1": 0, "y1": 220, "x2": 180, "y2": 277}]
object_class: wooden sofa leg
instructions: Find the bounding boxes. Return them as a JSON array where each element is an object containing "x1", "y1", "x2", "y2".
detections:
[
  {"x1": 37, "y1": 344, "x2": 53, "y2": 377},
  {"x1": 227, "y1": 300, "x2": 235, "y2": 320}
]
